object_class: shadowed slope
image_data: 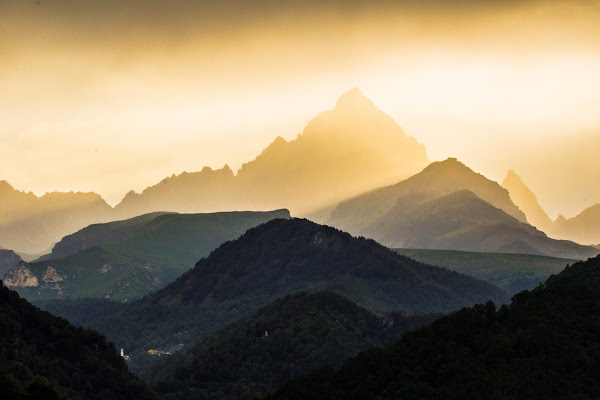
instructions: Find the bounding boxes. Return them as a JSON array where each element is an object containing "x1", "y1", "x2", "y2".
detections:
[
  {"x1": 0, "y1": 281, "x2": 157, "y2": 400},
  {"x1": 266, "y1": 254, "x2": 600, "y2": 400}
]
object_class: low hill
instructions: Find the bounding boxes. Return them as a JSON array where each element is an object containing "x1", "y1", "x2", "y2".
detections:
[
  {"x1": 40, "y1": 218, "x2": 507, "y2": 375},
  {"x1": 0, "y1": 248, "x2": 21, "y2": 278},
  {"x1": 148, "y1": 292, "x2": 439, "y2": 400},
  {"x1": 265, "y1": 255, "x2": 600, "y2": 400},
  {"x1": 6, "y1": 210, "x2": 289, "y2": 301},
  {"x1": 328, "y1": 160, "x2": 597, "y2": 260},
  {"x1": 394, "y1": 248, "x2": 576, "y2": 294},
  {"x1": 0, "y1": 281, "x2": 157, "y2": 400}
]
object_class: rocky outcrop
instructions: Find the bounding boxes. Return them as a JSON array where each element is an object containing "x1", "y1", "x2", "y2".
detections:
[
  {"x1": 42, "y1": 266, "x2": 64, "y2": 283},
  {"x1": 4, "y1": 261, "x2": 39, "y2": 287}
]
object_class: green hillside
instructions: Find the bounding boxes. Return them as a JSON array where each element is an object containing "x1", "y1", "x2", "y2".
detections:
[
  {"x1": 394, "y1": 248, "x2": 576, "y2": 294},
  {"x1": 40, "y1": 218, "x2": 507, "y2": 376},
  {"x1": 265, "y1": 255, "x2": 600, "y2": 400},
  {"x1": 6, "y1": 210, "x2": 290, "y2": 301},
  {"x1": 0, "y1": 281, "x2": 157, "y2": 400}
]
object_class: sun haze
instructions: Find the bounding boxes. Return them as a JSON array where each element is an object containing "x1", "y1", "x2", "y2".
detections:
[{"x1": 1, "y1": 0, "x2": 599, "y2": 218}]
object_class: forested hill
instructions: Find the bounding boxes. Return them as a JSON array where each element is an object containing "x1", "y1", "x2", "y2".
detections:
[
  {"x1": 0, "y1": 281, "x2": 157, "y2": 400},
  {"x1": 40, "y1": 218, "x2": 507, "y2": 376},
  {"x1": 147, "y1": 291, "x2": 439, "y2": 400},
  {"x1": 265, "y1": 255, "x2": 600, "y2": 400}
]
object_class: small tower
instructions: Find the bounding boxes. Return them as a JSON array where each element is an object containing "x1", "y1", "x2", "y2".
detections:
[
  {"x1": 120, "y1": 348, "x2": 124, "y2": 357},
  {"x1": 264, "y1": 330, "x2": 268, "y2": 337}
]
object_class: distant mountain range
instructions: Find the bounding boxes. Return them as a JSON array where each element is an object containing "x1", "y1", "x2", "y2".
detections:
[
  {"x1": 502, "y1": 170, "x2": 600, "y2": 245},
  {"x1": 394, "y1": 248, "x2": 576, "y2": 294},
  {"x1": 0, "y1": 180, "x2": 113, "y2": 255},
  {"x1": 327, "y1": 158, "x2": 597, "y2": 260},
  {"x1": 0, "y1": 89, "x2": 429, "y2": 255},
  {"x1": 147, "y1": 291, "x2": 439, "y2": 400},
  {"x1": 265, "y1": 254, "x2": 600, "y2": 400},
  {"x1": 4, "y1": 210, "x2": 289, "y2": 301},
  {"x1": 501, "y1": 169, "x2": 553, "y2": 231},
  {"x1": 39, "y1": 218, "x2": 507, "y2": 375},
  {"x1": 113, "y1": 88, "x2": 429, "y2": 218},
  {"x1": 0, "y1": 281, "x2": 157, "y2": 400}
]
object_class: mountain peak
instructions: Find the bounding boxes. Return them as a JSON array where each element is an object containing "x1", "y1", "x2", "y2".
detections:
[
  {"x1": 0, "y1": 180, "x2": 15, "y2": 192},
  {"x1": 334, "y1": 88, "x2": 376, "y2": 111},
  {"x1": 503, "y1": 169, "x2": 524, "y2": 186}
]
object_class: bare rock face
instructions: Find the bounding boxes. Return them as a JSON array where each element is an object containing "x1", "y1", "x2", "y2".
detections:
[
  {"x1": 42, "y1": 266, "x2": 64, "y2": 283},
  {"x1": 4, "y1": 261, "x2": 39, "y2": 287}
]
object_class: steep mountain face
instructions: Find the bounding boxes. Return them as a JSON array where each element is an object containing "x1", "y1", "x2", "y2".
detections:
[
  {"x1": 551, "y1": 204, "x2": 600, "y2": 245},
  {"x1": 266, "y1": 255, "x2": 600, "y2": 400},
  {"x1": 0, "y1": 248, "x2": 22, "y2": 278},
  {"x1": 114, "y1": 89, "x2": 429, "y2": 218},
  {"x1": 148, "y1": 291, "x2": 439, "y2": 400},
  {"x1": 41, "y1": 218, "x2": 507, "y2": 376},
  {"x1": 501, "y1": 170, "x2": 553, "y2": 231},
  {"x1": 327, "y1": 159, "x2": 598, "y2": 260},
  {"x1": 0, "y1": 281, "x2": 157, "y2": 400},
  {"x1": 6, "y1": 210, "x2": 290, "y2": 301},
  {"x1": 0, "y1": 180, "x2": 114, "y2": 255}
]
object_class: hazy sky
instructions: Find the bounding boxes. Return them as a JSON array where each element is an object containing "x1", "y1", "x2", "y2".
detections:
[{"x1": 1, "y1": 0, "x2": 600, "y2": 218}]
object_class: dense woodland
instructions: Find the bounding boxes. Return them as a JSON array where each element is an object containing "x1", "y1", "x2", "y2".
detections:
[
  {"x1": 38, "y1": 218, "x2": 506, "y2": 375},
  {"x1": 0, "y1": 281, "x2": 157, "y2": 400},
  {"x1": 264, "y1": 255, "x2": 600, "y2": 400},
  {"x1": 147, "y1": 292, "x2": 439, "y2": 400}
]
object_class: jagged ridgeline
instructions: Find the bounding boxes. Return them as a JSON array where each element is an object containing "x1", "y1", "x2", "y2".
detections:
[
  {"x1": 0, "y1": 281, "x2": 157, "y2": 400},
  {"x1": 114, "y1": 89, "x2": 429, "y2": 218},
  {"x1": 265, "y1": 254, "x2": 600, "y2": 400},
  {"x1": 42, "y1": 218, "x2": 507, "y2": 376}
]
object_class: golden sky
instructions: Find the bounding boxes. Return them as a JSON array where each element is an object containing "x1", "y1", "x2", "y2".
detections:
[{"x1": 1, "y1": 0, "x2": 600, "y2": 218}]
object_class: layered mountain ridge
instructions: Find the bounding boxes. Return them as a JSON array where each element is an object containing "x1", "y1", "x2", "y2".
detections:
[
  {"x1": 326, "y1": 158, "x2": 597, "y2": 259},
  {"x1": 40, "y1": 218, "x2": 507, "y2": 376}
]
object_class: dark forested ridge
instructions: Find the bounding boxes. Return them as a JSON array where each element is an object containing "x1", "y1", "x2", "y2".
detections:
[
  {"x1": 39, "y1": 218, "x2": 507, "y2": 376},
  {"x1": 148, "y1": 291, "x2": 439, "y2": 400},
  {"x1": 265, "y1": 255, "x2": 600, "y2": 400},
  {"x1": 0, "y1": 281, "x2": 157, "y2": 400}
]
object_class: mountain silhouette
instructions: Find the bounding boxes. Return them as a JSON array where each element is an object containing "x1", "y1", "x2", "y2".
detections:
[
  {"x1": 114, "y1": 88, "x2": 429, "y2": 218},
  {"x1": 551, "y1": 204, "x2": 600, "y2": 245},
  {"x1": 502, "y1": 169, "x2": 553, "y2": 231},
  {"x1": 0, "y1": 180, "x2": 113, "y2": 255},
  {"x1": 40, "y1": 218, "x2": 507, "y2": 375},
  {"x1": 500, "y1": 171, "x2": 600, "y2": 245},
  {"x1": 327, "y1": 158, "x2": 598, "y2": 259}
]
